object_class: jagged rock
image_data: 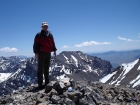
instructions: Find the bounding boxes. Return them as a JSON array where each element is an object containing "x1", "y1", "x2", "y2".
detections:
[
  {"x1": 20, "y1": 100, "x2": 27, "y2": 104},
  {"x1": 124, "y1": 97, "x2": 131, "y2": 102},
  {"x1": 77, "y1": 99, "x2": 88, "y2": 105},
  {"x1": 36, "y1": 97, "x2": 47, "y2": 103},
  {"x1": 75, "y1": 84, "x2": 86, "y2": 97},
  {"x1": 44, "y1": 82, "x2": 54, "y2": 93},
  {"x1": 105, "y1": 93, "x2": 113, "y2": 102},
  {"x1": 117, "y1": 95, "x2": 125, "y2": 102},
  {"x1": 64, "y1": 90, "x2": 82, "y2": 103},
  {"x1": 53, "y1": 81, "x2": 66, "y2": 89},
  {"x1": 53, "y1": 81, "x2": 67, "y2": 95},
  {"x1": 51, "y1": 95, "x2": 61, "y2": 104},
  {"x1": 48, "y1": 88, "x2": 58, "y2": 97},
  {"x1": 69, "y1": 79, "x2": 77, "y2": 88},
  {"x1": 40, "y1": 92, "x2": 48, "y2": 97},
  {"x1": 65, "y1": 98, "x2": 76, "y2": 105},
  {"x1": 111, "y1": 87, "x2": 119, "y2": 95},
  {"x1": 37, "y1": 101, "x2": 50, "y2": 105},
  {"x1": 28, "y1": 102, "x2": 35, "y2": 105},
  {"x1": 6, "y1": 97, "x2": 14, "y2": 103},
  {"x1": 90, "y1": 91, "x2": 106, "y2": 104},
  {"x1": 84, "y1": 93, "x2": 96, "y2": 105},
  {"x1": 0, "y1": 99, "x2": 6, "y2": 104},
  {"x1": 0, "y1": 80, "x2": 140, "y2": 105}
]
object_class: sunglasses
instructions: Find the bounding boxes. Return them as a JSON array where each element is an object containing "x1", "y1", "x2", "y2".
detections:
[{"x1": 42, "y1": 26, "x2": 48, "y2": 27}]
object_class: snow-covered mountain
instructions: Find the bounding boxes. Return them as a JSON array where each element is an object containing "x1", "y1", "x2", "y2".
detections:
[
  {"x1": 0, "y1": 51, "x2": 112, "y2": 96},
  {"x1": 100, "y1": 58, "x2": 140, "y2": 89},
  {"x1": 0, "y1": 56, "x2": 21, "y2": 73},
  {"x1": 56, "y1": 51, "x2": 112, "y2": 81}
]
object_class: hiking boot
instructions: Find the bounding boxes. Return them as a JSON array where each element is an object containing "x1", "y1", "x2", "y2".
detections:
[
  {"x1": 38, "y1": 85, "x2": 45, "y2": 89},
  {"x1": 45, "y1": 82, "x2": 49, "y2": 86}
]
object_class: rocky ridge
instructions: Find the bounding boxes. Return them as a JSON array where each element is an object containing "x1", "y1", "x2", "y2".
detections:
[{"x1": 0, "y1": 79, "x2": 140, "y2": 105}]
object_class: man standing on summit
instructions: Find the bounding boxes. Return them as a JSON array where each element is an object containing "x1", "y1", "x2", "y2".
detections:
[{"x1": 33, "y1": 22, "x2": 57, "y2": 89}]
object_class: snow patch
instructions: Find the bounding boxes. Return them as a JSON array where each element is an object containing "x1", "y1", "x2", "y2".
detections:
[
  {"x1": 63, "y1": 54, "x2": 69, "y2": 63},
  {"x1": 100, "y1": 71, "x2": 117, "y2": 83},
  {"x1": 130, "y1": 74, "x2": 140, "y2": 88},
  {"x1": 0, "y1": 73, "x2": 12, "y2": 83},
  {"x1": 71, "y1": 55, "x2": 78, "y2": 67},
  {"x1": 137, "y1": 65, "x2": 140, "y2": 70}
]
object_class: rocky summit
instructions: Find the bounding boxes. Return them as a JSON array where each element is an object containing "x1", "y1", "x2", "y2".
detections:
[{"x1": 0, "y1": 78, "x2": 140, "y2": 105}]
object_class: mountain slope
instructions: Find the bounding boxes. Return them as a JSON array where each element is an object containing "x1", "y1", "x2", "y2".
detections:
[
  {"x1": 0, "y1": 56, "x2": 21, "y2": 73},
  {"x1": 57, "y1": 51, "x2": 112, "y2": 81},
  {"x1": 100, "y1": 58, "x2": 140, "y2": 89}
]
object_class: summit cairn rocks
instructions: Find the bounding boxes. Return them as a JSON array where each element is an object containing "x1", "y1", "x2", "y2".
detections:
[{"x1": 0, "y1": 78, "x2": 140, "y2": 105}]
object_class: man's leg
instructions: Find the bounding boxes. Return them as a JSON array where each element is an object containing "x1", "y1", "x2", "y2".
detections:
[
  {"x1": 37, "y1": 52, "x2": 45, "y2": 86},
  {"x1": 44, "y1": 53, "x2": 51, "y2": 86}
]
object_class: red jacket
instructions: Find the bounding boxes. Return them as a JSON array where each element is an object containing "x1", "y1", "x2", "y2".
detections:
[{"x1": 33, "y1": 30, "x2": 57, "y2": 53}]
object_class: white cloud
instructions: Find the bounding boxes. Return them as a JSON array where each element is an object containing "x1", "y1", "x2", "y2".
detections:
[
  {"x1": 75, "y1": 41, "x2": 112, "y2": 47},
  {"x1": 0, "y1": 47, "x2": 18, "y2": 53},
  {"x1": 118, "y1": 36, "x2": 140, "y2": 42},
  {"x1": 62, "y1": 45, "x2": 69, "y2": 49}
]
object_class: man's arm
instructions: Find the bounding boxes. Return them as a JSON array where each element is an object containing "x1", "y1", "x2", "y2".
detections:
[
  {"x1": 52, "y1": 37, "x2": 57, "y2": 57},
  {"x1": 33, "y1": 33, "x2": 40, "y2": 58}
]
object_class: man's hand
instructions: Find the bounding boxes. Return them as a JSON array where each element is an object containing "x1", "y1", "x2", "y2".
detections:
[
  {"x1": 35, "y1": 53, "x2": 38, "y2": 59},
  {"x1": 54, "y1": 51, "x2": 56, "y2": 57}
]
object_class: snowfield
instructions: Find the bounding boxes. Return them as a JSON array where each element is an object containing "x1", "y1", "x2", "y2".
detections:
[{"x1": 0, "y1": 73, "x2": 12, "y2": 83}]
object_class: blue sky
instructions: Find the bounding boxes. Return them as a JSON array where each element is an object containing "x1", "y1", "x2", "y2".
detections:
[{"x1": 0, "y1": 0, "x2": 140, "y2": 57}]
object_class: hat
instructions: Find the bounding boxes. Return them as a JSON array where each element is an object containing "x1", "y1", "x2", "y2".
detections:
[{"x1": 42, "y1": 22, "x2": 48, "y2": 26}]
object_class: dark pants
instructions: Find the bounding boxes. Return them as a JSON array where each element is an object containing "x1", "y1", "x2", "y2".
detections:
[{"x1": 37, "y1": 52, "x2": 51, "y2": 86}]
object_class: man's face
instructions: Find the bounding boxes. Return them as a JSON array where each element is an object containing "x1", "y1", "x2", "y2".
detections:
[{"x1": 42, "y1": 25, "x2": 48, "y2": 31}]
